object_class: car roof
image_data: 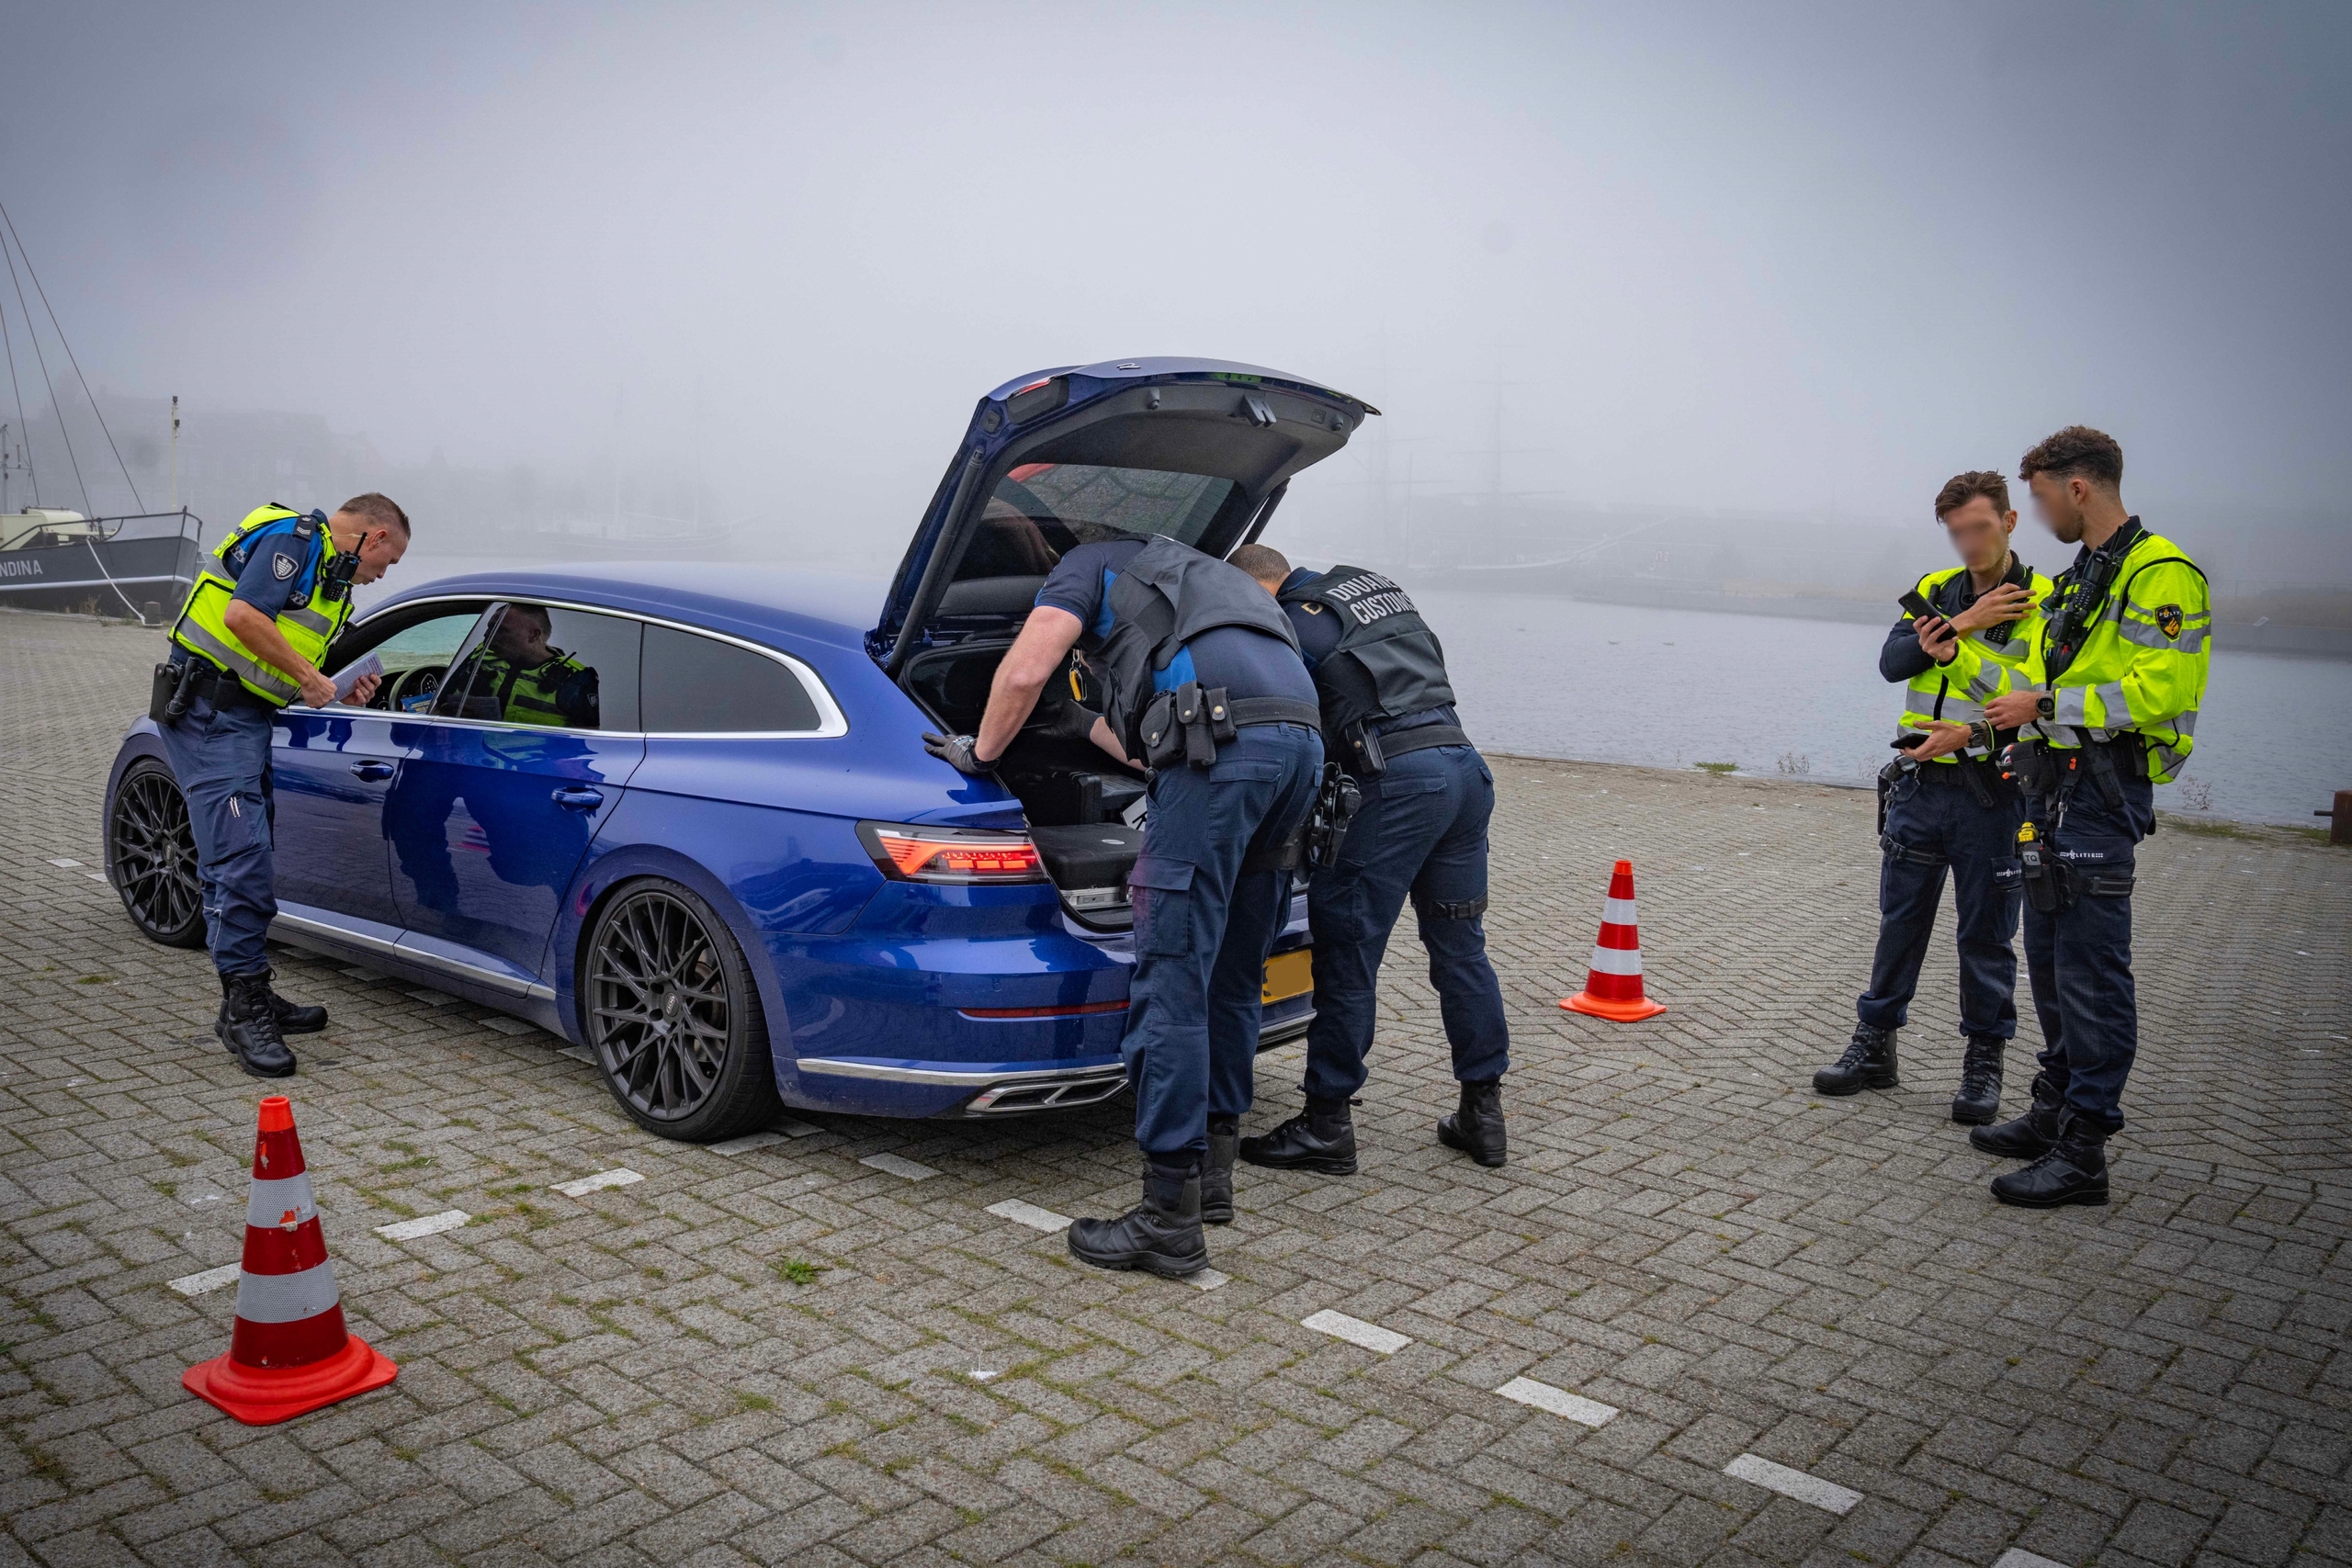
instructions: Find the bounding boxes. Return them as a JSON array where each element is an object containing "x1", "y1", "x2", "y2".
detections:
[{"x1": 365, "y1": 562, "x2": 888, "y2": 650}]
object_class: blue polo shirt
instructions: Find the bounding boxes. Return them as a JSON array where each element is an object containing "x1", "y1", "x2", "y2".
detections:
[{"x1": 1035, "y1": 540, "x2": 1315, "y2": 703}]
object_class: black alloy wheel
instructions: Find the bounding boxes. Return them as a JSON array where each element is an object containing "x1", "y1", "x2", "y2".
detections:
[
  {"x1": 109, "y1": 759, "x2": 206, "y2": 947},
  {"x1": 583, "y1": 877, "x2": 780, "y2": 1142}
]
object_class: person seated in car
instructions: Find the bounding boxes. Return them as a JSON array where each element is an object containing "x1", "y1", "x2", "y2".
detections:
[{"x1": 449, "y1": 603, "x2": 599, "y2": 728}]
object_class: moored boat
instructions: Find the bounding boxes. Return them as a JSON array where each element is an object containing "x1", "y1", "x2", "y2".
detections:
[{"x1": 0, "y1": 507, "x2": 203, "y2": 620}]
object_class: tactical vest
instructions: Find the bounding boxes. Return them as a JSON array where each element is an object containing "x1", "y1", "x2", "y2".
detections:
[
  {"x1": 1896, "y1": 558, "x2": 2051, "y2": 763},
  {"x1": 1280, "y1": 565, "x2": 1458, "y2": 759},
  {"x1": 1097, "y1": 536, "x2": 1305, "y2": 756},
  {"x1": 2027, "y1": 525, "x2": 2209, "y2": 784},
  {"x1": 461, "y1": 648, "x2": 593, "y2": 728},
  {"x1": 169, "y1": 504, "x2": 354, "y2": 707}
]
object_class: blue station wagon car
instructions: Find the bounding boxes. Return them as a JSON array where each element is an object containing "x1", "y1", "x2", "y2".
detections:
[{"x1": 104, "y1": 357, "x2": 1376, "y2": 1141}]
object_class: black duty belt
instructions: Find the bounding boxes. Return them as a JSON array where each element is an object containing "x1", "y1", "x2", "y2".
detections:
[
  {"x1": 1224, "y1": 697, "x2": 1324, "y2": 730},
  {"x1": 1373, "y1": 723, "x2": 1471, "y2": 761}
]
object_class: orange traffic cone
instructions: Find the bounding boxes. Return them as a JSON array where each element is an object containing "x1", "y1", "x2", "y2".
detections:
[
  {"x1": 1560, "y1": 859, "x2": 1667, "y2": 1021},
  {"x1": 183, "y1": 1095, "x2": 398, "y2": 1425}
]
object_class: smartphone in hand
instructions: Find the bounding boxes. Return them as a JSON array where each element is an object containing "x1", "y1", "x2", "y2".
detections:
[{"x1": 1898, "y1": 589, "x2": 1936, "y2": 620}]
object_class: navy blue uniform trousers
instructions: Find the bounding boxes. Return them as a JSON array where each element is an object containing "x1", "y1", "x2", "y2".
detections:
[
  {"x1": 155, "y1": 688, "x2": 280, "y2": 977},
  {"x1": 1300, "y1": 743, "x2": 1510, "y2": 1103},
  {"x1": 1857, "y1": 765, "x2": 2025, "y2": 1040},
  {"x1": 2027, "y1": 774, "x2": 2153, "y2": 1134},
  {"x1": 1124, "y1": 722, "x2": 1324, "y2": 1158}
]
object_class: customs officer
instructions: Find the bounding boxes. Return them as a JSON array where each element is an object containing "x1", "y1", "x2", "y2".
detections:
[{"x1": 1227, "y1": 545, "x2": 1513, "y2": 1171}]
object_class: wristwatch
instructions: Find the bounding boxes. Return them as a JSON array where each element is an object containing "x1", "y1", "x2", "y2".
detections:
[{"x1": 2035, "y1": 694, "x2": 2054, "y2": 720}]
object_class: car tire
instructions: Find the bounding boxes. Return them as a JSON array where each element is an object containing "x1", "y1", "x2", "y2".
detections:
[
  {"x1": 108, "y1": 758, "x2": 207, "y2": 949},
  {"x1": 582, "y1": 875, "x2": 781, "y2": 1143}
]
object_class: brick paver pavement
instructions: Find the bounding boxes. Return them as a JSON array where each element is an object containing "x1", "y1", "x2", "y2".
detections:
[{"x1": 3, "y1": 607, "x2": 2346, "y2": 1568}]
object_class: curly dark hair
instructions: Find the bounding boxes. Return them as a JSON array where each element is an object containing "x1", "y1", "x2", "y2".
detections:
[
  {"x1": 1933, "y1": 470, "x2": 2011, "y2": 520},
  {"x1": 2018, "y1": 426, "x2": 2122, "y2": 490}
]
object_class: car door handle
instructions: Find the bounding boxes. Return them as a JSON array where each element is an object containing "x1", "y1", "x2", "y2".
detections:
[
  {"x1": 550, "y1": 786, "x2": 605, "y2": 811},
  {"x1": 348, "y1": 761, "x2": 396, "y2": 781}
]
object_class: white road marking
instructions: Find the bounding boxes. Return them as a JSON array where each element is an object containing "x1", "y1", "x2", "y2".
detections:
[
  {"x1": 709, "y1": 1131, "x2": 786, "y2": 1155},
  {"x1": 85, "y1": 871, "x2": 108, "y2": 882},
  {"x1": 476, "y1": 1017, "x2": 537, "y2": 1035},
  {"x1": 1302, "y1": 1309, "x2": 1410, "y2": 1354},
  {"x1": 986, "y1": 1199, "x2": 1070, "y2": 1233},
  {"x1": 1994, "y1": 1552, "x2": 2071, "y2": 1568},
  {"x1": 1723, "y1": 1453, "x2": 1863, "y2": 1515},
  {"x1": 1189, "y1": 1268, "x2": 1230, "y2": 1292},
  {"x1": 552, "y1": 1168, "x2": 642, "y2": 1198},
  {"x1": 1495, "y1": 1375, "x2": 1619, "y2": 1427},
  {"x1": 167, "y1": 1263, "x2": 242, "y2": 1296},
  {"x1": 47, "y1": 858, "x2": 81, "y2": 867},
  {"x1": 861, "y1": 1153, "x2": 939, "y2": 1181},
  {"x1": 374, "y1": 1210, "x2": 470, "y2": 1241}
]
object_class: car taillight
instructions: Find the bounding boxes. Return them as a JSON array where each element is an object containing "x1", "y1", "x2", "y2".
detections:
[{"x1": 858, "y1": 822, "x2": 1046, "y2": 884}]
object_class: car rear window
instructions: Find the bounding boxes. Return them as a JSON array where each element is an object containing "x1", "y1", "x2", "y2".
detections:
[
  {"x1": 639, "y1": 624, "x2": 824, "y2": 734},
  {"x1": 987, "y1": 465, "x2": 1235, "y2": 554}
]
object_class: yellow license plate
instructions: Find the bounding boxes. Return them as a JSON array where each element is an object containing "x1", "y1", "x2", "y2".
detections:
[{"x1": 1261, "y1": 948, "x2": 1313, "y2": 1004}]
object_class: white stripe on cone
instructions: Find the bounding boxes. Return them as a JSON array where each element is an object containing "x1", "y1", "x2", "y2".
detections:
[
  {"x1": 232, "y1": 1261, "x2": 344, "y2": 1324},
  {"x1": 1602, "y1": 897, "x2": 1639, "y2": 925},
  {"x1": 244, "y1": 1172, "x2": 318, "y2": 1230},
  {"x1": 1587, "y1": 946, "x2": 1644, "y2": 976}
]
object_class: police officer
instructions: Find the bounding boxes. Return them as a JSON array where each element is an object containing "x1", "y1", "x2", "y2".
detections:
[
  {"x1": 925, "y1": 530, "x2": 1323, "y2": 1276},
  {"x1": 447, "y1": 603, "x2": 600, "y2": 727},
  {"x1": 1813, "y1": 472, "x2": 2051, "y2": 1123},
  {"x1": 1225, "y1": 546, "x2": 1513, "y2": 1171},
  {"x1": 159, "y1": 494, "x2": 410, "y2": 1075},
  {"x1": 1910, "y1": 427, "x2": 2208, "y2": 1206}
]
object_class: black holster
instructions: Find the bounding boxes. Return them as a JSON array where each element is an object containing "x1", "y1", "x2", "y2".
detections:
[
  {"x1": 1303, "y1": 762, "x2": 1362, "y2": 871},
  {"x1": 153, "y1": 658, "x2": 209, "y2": 725},
  {"x1": 2082, "y1": 736, "x2": 2127, "y2": 809},
  {"x1": 1345, "y1": 720, "x2": 1387, "y2": 778},
  {"x1": 2004, "y1": 740, "x2": 2059, "y2": 797}
]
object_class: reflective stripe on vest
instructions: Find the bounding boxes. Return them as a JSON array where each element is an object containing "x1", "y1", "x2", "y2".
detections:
[
  {"x1": 1898, "y1": 562, "x2": 2049, "y2": 762},
  {"x1": 2027, "y1": 530, "x2": 2210, "y2": 784},
  {"x1": 168, "y1": 504, "x2": 353, "y2": 707}
]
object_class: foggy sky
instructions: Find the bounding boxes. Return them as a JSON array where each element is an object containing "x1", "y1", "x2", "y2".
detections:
[{"x1": 5, "y1": 1, "x2": 2347, "y2": 555}]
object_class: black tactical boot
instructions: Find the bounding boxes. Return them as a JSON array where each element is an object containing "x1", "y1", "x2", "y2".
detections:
[
  {"x1": 1813, "y1": 1024, "x2": 1899, "y2": 1095},
  {"x1": 1202, "y1": 1116, "x2": 1238, "y2": 1226},
  {"x1": 1951, "y1": 1035, "x2": 2005, "y2": 1125},
  {"x1": 216, "y1": 972, "x2": 298, "y2": 1078},
  {"x1": 1238, "y1": 1096, "x2": 1357, "y2": 1175},
  {"x1": 216, "y1": 967, "x2": 327, "y2": 1037},
  {"x1": 1436, "y1": 1077, "x2": 1508, "y2": 1168},
  {"x1": 1067, "y1": 1159, "x2": 1208, "y2": 1277},
  {"x1": 1990, "y1": 1111, "x2": 2109, "y2": 1208},
  {"x1": 1970, "y1": 1072, "x2": 2063, "y2": 1158}
]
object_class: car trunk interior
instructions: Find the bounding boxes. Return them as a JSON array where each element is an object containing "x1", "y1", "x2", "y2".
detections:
[
  {"x1": 885, "y1": 369, "x2": 1373, "y2": 926},
  {"x1": 900, "y1": 637, "x2": 1147, "y2": 926}
]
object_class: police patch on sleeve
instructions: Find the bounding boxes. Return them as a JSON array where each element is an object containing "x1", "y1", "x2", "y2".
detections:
[
  {"x1": 271, "y1": 551, "x2": 299, "y2": 581},
  {"x1": 2155, "y1": 604, "x2": 2184, "y2": 640}
]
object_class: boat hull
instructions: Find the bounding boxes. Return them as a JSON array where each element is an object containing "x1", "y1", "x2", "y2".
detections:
[{"x1": 0, "y1": 533, "x2": 200, "y2": 618}]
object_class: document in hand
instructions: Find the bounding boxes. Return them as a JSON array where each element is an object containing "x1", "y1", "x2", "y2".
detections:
[{"x1": 331, "y1": 652, "x2": 384, "y2": 704}]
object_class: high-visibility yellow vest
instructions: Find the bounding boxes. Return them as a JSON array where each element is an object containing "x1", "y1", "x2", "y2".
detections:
[
  {"x1": 459, "y1": 648, "x2": 591, "y2": 728},
  {"x1": 169, "y1": 504, "x2": 355, "y2": 707},
  {"x1": 1896, "y1": 559, "x2": 2053, "y2": 762},
  {"x1": 2023, "y1": 525, "x2": 2209, "y2": 784}
]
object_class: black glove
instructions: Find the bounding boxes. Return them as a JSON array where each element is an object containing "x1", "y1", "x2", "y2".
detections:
[{"x1": 922, "y1": 732, "x2": 990, "y2": 774}]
